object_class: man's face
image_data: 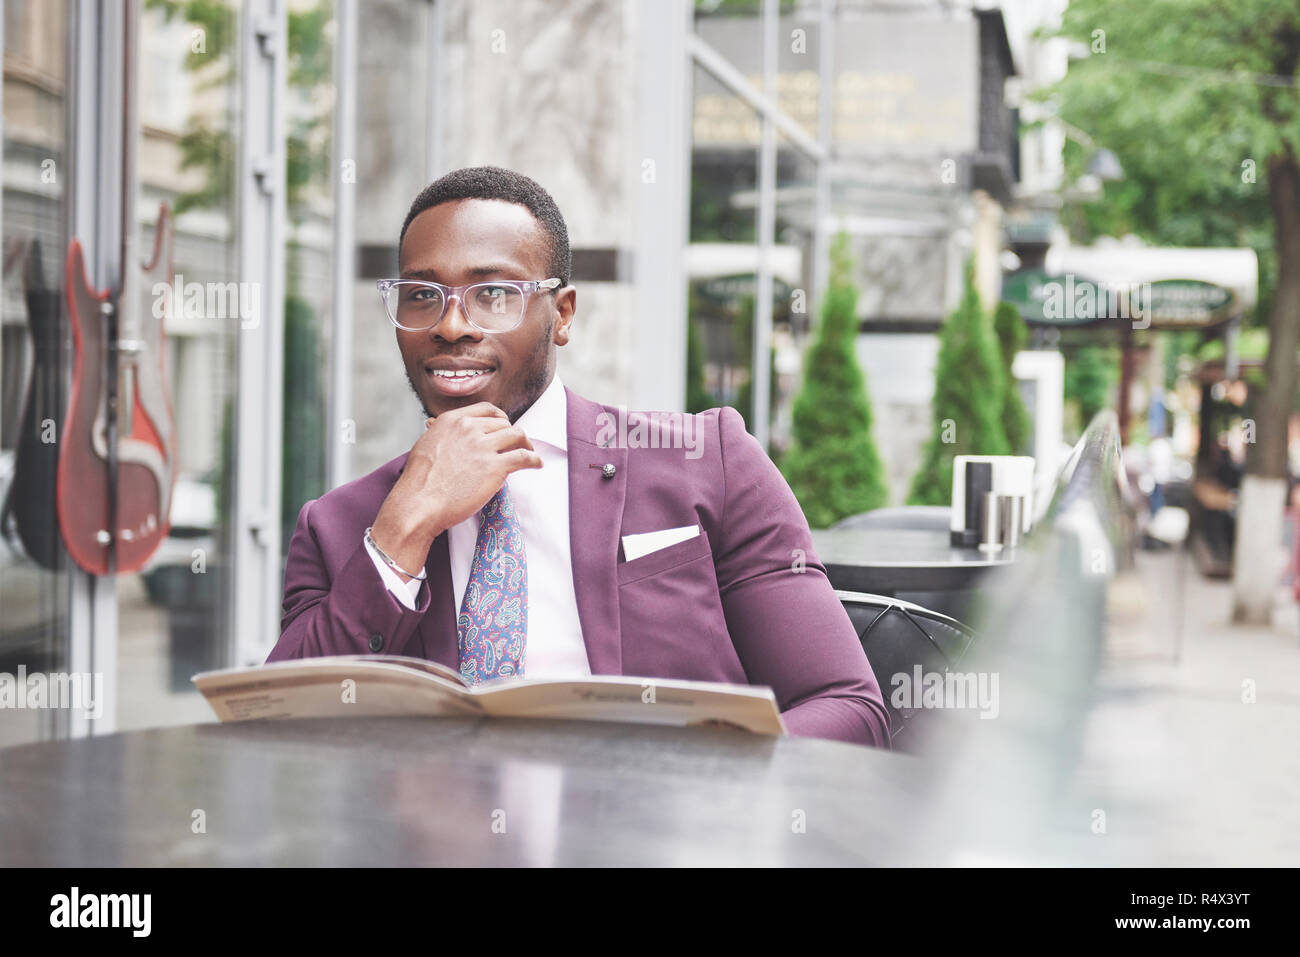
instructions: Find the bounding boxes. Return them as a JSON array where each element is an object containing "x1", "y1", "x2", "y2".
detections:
[{"x1": 396, "y1": 198, "x2": 575, "y2": 422}]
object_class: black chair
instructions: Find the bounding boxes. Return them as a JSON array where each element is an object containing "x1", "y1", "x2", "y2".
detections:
[
  {"x1": 837, "y1": 590, "x2": 978, "y2": 752},
  {"x1": 830, "y1": 505, "x2": 971, "y2": 622},
  {"x1": 832, "y1": 505, "x2": 952, "y2": 532}
]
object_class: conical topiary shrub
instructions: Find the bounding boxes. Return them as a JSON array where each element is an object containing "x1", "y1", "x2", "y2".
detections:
[
  {"x1": 908, "y1": 258, "x2": 1010, "y2": 505},
  {"x1": 1064, "y1": 345, "x2": 1117, "y2": 431},
  {"x1": 993, "y1": 299, "x2": 1032, "y2": 455},
  {"x1": 780, "y1": 232, "x2": 888, "y2": 528}
]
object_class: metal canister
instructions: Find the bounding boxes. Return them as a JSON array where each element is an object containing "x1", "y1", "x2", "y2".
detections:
[
  {"x1": 979, "y1": 491, "x2": 1002, "y2": 551},
  {"x1": 1000, "y1": 494, "x2": 1023, "y2": 549}
]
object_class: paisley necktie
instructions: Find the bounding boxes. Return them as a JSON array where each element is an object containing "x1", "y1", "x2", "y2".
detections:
[{"x1": 457, "y1": 481, "x2": 528, "y2": 684}]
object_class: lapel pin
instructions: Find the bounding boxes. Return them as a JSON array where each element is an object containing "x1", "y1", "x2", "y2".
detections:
[{"x1": 589, "y1": 463, "x2": 616, "y2": 479}]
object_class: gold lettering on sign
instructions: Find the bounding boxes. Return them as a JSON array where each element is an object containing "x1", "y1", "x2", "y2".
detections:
[{"x1": 693, "y1": 68, "x2": 967, "y2": 148}]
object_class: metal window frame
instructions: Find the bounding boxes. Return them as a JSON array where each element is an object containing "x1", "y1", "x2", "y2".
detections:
[
  {"x1": 229, "y1": 1, "x2": 288, "y2": 666},
  {"x1": 326, "y1": 0, "x2": 357, "y2": 491},
  {"x1": 812, "y1": 0, "x2": 835, "y2": 312},
  {"x1": 64, "y1": 0, "x2": 130, "y2": 737},
  {"x1": 631, "y1": 0, "x2": 694, "y2": 414},
  {"x1": 425, "y1": 0, "x2": 444, "y2": 185},
  {"x1": 752, "y1": 0, "x2": 778, "y2": 450},
  {"x1": 686, "y1": 1, "x2": 834, "y2": 448}
]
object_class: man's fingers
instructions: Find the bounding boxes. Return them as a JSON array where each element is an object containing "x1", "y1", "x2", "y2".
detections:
[
  {"x1": 426, "y1": 401, "x2": 507, "y2": 426},
  {"x1": 485, "y1": 425, "x2": 535, "y2": 453},
  {"x1": 501, "y1": 448, "x2": 544, "y2": 472},
  {"x1": 456, "y1": 401, "x2": 509, "y2": 419},
  {"x1": 475, "y1": 416, "x2": 516, "y2": 436}
]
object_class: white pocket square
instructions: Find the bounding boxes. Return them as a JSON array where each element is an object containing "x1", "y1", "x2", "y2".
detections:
[{"x1": 621, "y1": 524, "x2": 699, "y2": 562}]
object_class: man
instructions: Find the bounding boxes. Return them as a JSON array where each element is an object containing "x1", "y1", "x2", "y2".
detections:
[{"x1": 268, "y1": 166, "x2": 889, "y2": 747}]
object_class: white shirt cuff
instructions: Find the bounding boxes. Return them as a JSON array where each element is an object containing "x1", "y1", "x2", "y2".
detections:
[{"x1": 364, "y1": 533, "x2": 424, "y2": 611}]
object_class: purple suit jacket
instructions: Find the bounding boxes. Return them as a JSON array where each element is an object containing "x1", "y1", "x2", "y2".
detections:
[{"x1": 268, "y1": 387, "x2": 890, "y2": 747}]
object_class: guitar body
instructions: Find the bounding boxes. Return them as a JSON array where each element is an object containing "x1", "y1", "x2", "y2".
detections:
[
  {"x1": 57, "y1": 238, "x2": 113, "y2": 575},
  {"x1": 57, "y1": 206, "x2": 176, "y2": 575},
  {"x1": 117, "y1": 205, "x2": 178, "y2": 572}
]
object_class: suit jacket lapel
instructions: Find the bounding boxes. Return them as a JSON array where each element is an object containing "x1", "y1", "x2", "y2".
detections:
[{"x1": 565, "y1": 387, "x2": 626, "y2": 675}]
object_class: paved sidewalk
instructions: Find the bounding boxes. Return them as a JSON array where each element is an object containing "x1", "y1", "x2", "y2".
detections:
[{"x1": 1070, "y1": 547, "x2": 1300, "y2": 865}]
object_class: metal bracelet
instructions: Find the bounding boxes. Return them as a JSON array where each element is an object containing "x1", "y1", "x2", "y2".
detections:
[{"x1": 365, "y1": 526, "x2": 427, "y2": 581}]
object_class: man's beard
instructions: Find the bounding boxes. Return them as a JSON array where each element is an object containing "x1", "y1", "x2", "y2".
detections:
[
  {"x1": 406, "y1": 370, "x2": 434, "y2": 419},
  {"x1": 406, "y1": 319, "x2": 554, "y2": 424}
]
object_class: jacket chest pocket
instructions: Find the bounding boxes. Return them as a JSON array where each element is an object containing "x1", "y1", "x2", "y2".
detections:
[{"x1": 616, "y1": 530, "x2": 713, "y2": 585}]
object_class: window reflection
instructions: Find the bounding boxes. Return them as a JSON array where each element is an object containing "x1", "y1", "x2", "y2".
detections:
[
  {"x1": 121, "y1": 0, "x2": 244, "y2": 730},
  {"x1": 0, "y1": 0, "x2": 71, "y2": 746}
]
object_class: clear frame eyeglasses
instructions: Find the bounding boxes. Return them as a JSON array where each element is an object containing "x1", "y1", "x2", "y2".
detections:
[{"x1": 376, "y1": 277, "x2": 561, "y2": 333}]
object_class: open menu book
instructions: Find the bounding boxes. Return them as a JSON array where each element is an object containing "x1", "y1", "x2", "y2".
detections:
[{"x1": 192, "y1": 655, "x2": 787, "y2": 736}]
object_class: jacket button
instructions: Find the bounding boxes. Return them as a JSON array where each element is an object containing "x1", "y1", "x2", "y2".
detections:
[{"x1": 367, "y1": 633, "x2": 384, "y2": 652}]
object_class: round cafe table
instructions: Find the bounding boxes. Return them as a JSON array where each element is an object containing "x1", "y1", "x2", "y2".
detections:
[
  {"x1": 0, "y1": 716, "x2": 921, "y2": 866},
  {"x1": 810, "y1": 527, "x2": 1016, "y2": 594}
]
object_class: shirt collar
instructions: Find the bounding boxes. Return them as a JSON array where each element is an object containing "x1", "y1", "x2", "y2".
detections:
[{"x1": 514, "y1": 374, "x2": 567, "y2": 452}]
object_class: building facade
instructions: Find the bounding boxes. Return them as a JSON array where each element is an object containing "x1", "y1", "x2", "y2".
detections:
[{"x1": 1, "y1": 0, "x2": 1032, "y2": 744}]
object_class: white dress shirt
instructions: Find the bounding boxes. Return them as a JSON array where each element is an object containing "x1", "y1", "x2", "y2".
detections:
[{"x1": 364, "y1": 375, "x2": 591, "y2": 678}]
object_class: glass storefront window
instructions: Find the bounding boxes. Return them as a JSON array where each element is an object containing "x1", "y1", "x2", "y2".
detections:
[
  {"x1": 769, "y1": 129, "x2": 818, "y2": 451},
  {"x1": 0, "y1": 0, "x2": 72, "y2": 746},
  {"x1": 282, "y1": 0, "x2": 333, "y2": 554},
  {"x1": 117, "y1": 0, "x2": 244, "y2": 730},
  {"x1": 688, "y1": 61, "x2": 759, "y2": 420},
  {"x1": 0, "y1": 0, "x2": 433, "y2": 739}
]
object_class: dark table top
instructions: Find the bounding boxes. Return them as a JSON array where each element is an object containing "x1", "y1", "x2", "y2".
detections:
[
  {"x1": 811, "y1": 527, "x2": 1016, "y2": 593},
  {"x1": 0, "y1": 716, "x2": 922, "y2": 866}
]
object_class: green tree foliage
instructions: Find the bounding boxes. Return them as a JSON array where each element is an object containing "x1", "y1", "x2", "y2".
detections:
[
  {"x1": 149, "y1": 0, "x2": 332, "y2": 214},
  {"x1": 1046, "y1": 0, "x2": 1300, "y2": 620},
  {"x1": 908, "y1": 259, "x2": 1010, "y2": 505},
  {"x1": 992, "y1": 300, "x2": 1032, "y2": 454},
  {"x1": 1064, "y1": 346, "x2": 1118, "y2": 433},
  {"x1": 780, "y1": 233, "x2": 888, "y2": 528},
  {"x1": 1045, "y1": 1, "x2": 1299, "y2": 456},
  {"x1": 1043, "y1": 1, "x2": 1287, "y2": 288}
]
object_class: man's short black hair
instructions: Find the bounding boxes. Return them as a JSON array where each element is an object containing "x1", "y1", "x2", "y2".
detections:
[{"x1": 400, "y1": 166, "x2": 571, "y2": 287}]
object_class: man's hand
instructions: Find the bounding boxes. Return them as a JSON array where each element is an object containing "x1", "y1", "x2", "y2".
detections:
[{"x1": 369, "y1": 402, "x2": 543, "y2": 580}]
